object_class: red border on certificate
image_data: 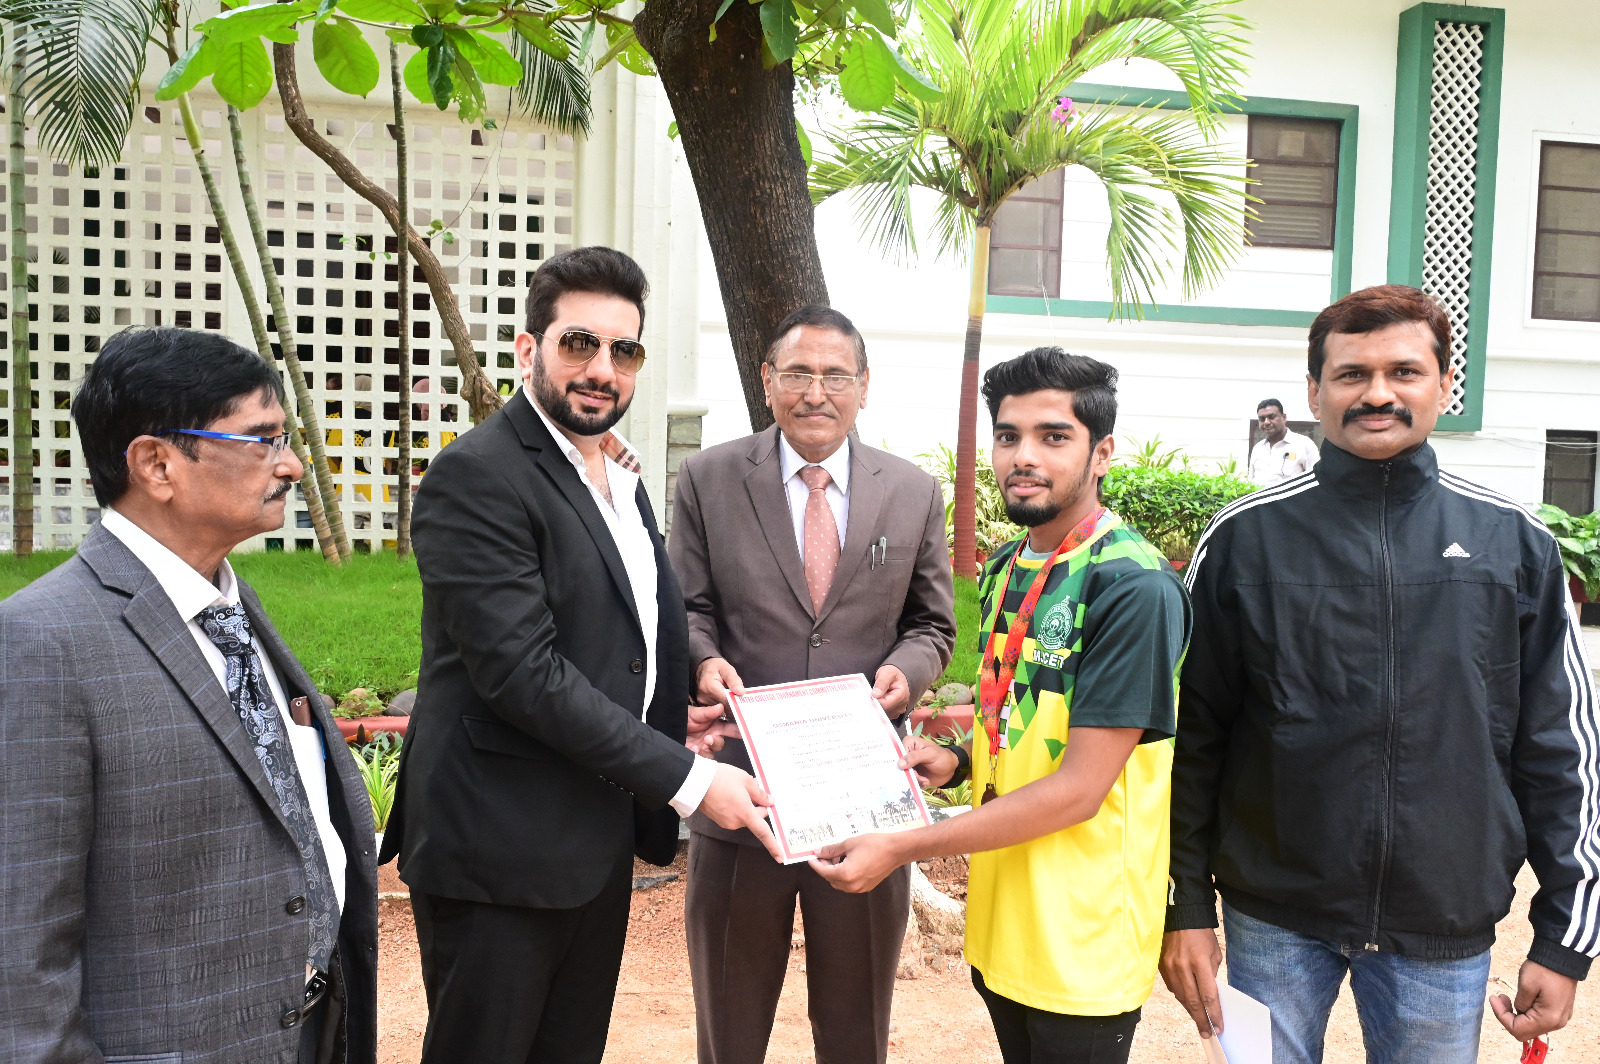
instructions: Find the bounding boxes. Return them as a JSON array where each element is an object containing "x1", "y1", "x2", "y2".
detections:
[{"x1": 726, "y1": 673, "x2": 934, "y2": 864}]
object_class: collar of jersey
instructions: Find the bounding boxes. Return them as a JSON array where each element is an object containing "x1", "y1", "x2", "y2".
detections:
[{"x1": 1010, "y1": 511, "x2": 1121, "y2": 570}]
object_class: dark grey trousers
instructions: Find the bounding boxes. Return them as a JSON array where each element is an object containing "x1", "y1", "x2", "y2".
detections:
[{"x1": 685, "y1": 831, "x2": 910, "y2": 1064}]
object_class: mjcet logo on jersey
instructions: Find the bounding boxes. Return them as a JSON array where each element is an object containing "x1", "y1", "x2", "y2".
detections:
[{"x1": 1035, "y1": 599, "x2": 1075, "y2": 651}]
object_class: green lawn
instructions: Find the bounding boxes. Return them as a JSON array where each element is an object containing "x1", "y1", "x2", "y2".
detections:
[
  {"x1": 0, "y1": 550, "x2": 422, "y2": 701},
  {"x1": 0, "y1": 552, "x2": 980, "y2": 703},
  {"x1": 935, "y1": 574, "x2": 981, "y2": 691}
]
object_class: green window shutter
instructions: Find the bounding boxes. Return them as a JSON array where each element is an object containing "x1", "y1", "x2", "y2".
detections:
[{"x1": 1387, "y1": 4, "x2": 1505, "y2": 432}]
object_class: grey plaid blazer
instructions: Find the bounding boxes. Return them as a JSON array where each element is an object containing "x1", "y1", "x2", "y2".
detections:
[{"x1": 0, "y1": 524, "x2": 377, "y2": 1063}]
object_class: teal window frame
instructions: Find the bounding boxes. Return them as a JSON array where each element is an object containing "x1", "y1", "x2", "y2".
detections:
[
  {"x1": 987, "y1": 82, "x2": 1359, "y2": 329},
  {"x1": 1387, "y1": 4, "x2": 1505, "y2": 432}
]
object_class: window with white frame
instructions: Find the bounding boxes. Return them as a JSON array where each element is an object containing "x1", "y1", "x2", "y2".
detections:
[{"x1": 987, "y1": 170, "x2": 1063, "y2": 298}]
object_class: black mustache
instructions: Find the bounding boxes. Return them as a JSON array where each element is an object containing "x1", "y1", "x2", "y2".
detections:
[
  {"x1": 1343, "y1": 403, "x2": 1413, "y2": 427},
  {"x1": 567, "y1": 379, "x2": 620, "y2": 400},
  {"x1": 1005, "y1": 472, "x2": 1053, "y2": 488}
]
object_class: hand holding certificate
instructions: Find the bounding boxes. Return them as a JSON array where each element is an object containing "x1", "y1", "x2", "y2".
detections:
[{"x1": 726, "y1": 673, "x2": 933, "y2": 864}]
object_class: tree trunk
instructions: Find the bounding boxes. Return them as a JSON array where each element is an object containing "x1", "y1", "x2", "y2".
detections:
[
  {"x1": 390, "y1": 42, "x2": 412, "y2": 559},
  {"x1": 953, "y1": 225, "x2": 991, "y2": 579},
  {"x1": 9, "y1": 41, "x2": 31, "y2": 557},
  {"x1": 160, "y1": 23, "x2": 337, "y2": 561},
  {"x1": 272, "y1": 42, "x2": 501, "y2": 424},
  {"x1": 228, "y1": 105, "x2": 350, "y2": 560},
  {"x1": 635, "y1": 0, "x2": 828, "y2": 431}
]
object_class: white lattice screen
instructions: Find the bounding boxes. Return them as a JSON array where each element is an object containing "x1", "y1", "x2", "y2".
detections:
[
  {"x1": 0, "y1": 91, "x2": 573, "y2": 553},
  {"x1": 1421, "y1": 20, "x2": 1484, "y2": 418}
]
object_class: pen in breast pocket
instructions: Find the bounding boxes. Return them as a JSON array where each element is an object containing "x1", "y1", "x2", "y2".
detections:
[{"x1": 874, "y1": 536, "x2": 887, "y2": 568}]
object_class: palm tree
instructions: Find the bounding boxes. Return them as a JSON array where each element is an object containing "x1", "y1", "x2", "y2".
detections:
[
  {"x1": 389, "y1": 40, "x2": 412, "y2": 559},
  {"x1": 7, "y1": 30, "x2": 31, "y2": 556},
  {"x1": 812, "y1": 0, "x2": 1252, "y2": 576}
]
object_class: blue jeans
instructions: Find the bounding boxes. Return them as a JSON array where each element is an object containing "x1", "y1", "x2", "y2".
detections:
[{"x1": 1221, "y1": 902, "x2": 1489, "y2": 1064}]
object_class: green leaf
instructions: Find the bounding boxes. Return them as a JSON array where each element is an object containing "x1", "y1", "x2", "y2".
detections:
[
  {"x1": 338, "y1": 0, "x2": 428, "y2": 22},
  {"x1": 838, "y1": 32, "x2": 895, "y2": 111},
  {"x1": 450, "y1": 52, "x2": 486, "y2": 120},
  {"x1": 794, "y1": 118, "x2": 811, "y2": 165},
  {"x1": 314, "y1": 18, "x2": 382, "y2": 96},
  {"x1": 849, "y1": 0, "x2": 895, "y2": 36},
  {"x1": 454, "y1": 0, "x2": 499, "y2": 15},
  {"x1": 759, "y1": 0, "x2": 797, "y2": 63},
  {"x1": 594, "y1": 23, "x2": 653, "y2": 76},
  {"x1": 316, "y1": 0, "x2": 339, "y2": 21},
  {"x1": 461, "y1": 30, "x2": 521, "y2": 84},
  {"x1": 712, "y1": 0, "x2": 736, "y2": 21},
  {"x1": 427, "y1": 40, "x2": 457, "y2": 108},
  {"x1": 666, "y1": 120, "x2": 678, "y2": 139},
  {"x1": 412, "y1": 23, "x2": 444, "y2": 47},
  {"x1": 886, "y1": 40, "x2": 942, "y2": 102},
  {"x1": 403, "y1": 46, "x2": 433, "y2": 102},
  {"x1": 197, "y1": 1, "x2": 311, "y2": 45},
  {"x1": 578, "y1": 15, "x2": 596, "y2": 63},
  {"x1": 509, "y1": 14, "x2": 570, "y2": 61},
  {"x1": 209, "y1": 36, "x2": 276, "y2": 110},
  {"x1": 156, "y1": 35, "x2": 218, "y2": 102}
]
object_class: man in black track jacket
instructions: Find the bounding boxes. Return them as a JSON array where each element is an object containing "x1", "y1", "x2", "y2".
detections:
[{"x1": 1160, "y1": 284, "x2": 1599, "y2": 1064}]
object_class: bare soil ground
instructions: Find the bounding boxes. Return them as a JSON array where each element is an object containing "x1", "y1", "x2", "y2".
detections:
[{"x1": 376, "y1": 859, "x2": 1596, "y2": 1064}]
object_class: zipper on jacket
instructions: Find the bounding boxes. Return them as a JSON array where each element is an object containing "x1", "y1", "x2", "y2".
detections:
[{"x1": 1368, "y1": 461, "x2": 1399, "y2": 949}]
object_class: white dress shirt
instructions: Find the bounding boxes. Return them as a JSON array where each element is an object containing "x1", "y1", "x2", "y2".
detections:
[
  {"x1": 778, "y1": 432, "x2": 851, "y2": 551},
  {"x1": 99, "y1": 508, "x2": 347, "y2": 912},
  {"x1": 1249, "y1": 430, "x2": 1320, "y2": 486},
  {"x1": 524, "y1": 389, "x2": 714, "y2": 816}
]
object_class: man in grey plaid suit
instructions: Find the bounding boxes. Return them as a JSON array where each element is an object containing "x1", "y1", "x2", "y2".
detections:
[{"x1": 0, "y1": 329, "x2": 377, "y2": 1063}]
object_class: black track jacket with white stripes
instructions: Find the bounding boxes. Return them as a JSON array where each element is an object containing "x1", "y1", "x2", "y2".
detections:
[{"x1": 1167, "y1": 439, "x2": 1600, "y2": 979}]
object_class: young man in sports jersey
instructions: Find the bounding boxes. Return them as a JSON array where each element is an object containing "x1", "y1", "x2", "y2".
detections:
[
  {"x1": 1161, "y1": 284, "x2": 1599, "y2": 1064},
  {"x1": 813, "y1": 347, "x2": 1191, "y2": 1064}
]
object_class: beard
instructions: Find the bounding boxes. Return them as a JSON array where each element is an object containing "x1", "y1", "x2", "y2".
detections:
[
  {"x1": 1003, "y1": 456, "x2": 1098, "y2": 528},
  {"x1": 530, "y1": 352, "x2": 632, "y2": 437}
]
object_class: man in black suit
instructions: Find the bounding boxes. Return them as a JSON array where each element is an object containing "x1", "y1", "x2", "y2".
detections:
[{"x1": 382, "y1": 246, "x2": 778, "y2": 1064}]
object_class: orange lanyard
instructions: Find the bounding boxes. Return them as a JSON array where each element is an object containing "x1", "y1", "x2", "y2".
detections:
[{"x1": 976, "y1": 507, "x2": 1103, "y2": 804}]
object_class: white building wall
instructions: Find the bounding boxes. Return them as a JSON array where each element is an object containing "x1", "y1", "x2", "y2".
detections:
[
  {"x1": 0, "y1": 14, "x2": 704, "y2": 551},
  {"x1": 688, "y1": 0, "x2": 1600, "y2": 509}
]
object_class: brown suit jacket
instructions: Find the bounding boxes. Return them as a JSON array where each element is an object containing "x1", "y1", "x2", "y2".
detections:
[{"x1": 668, "y1": 424, "x2": 957, "y2": 844}]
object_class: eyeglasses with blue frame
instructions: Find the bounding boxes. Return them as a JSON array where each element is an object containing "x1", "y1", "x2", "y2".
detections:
[{"x1": 157, "y1": 428, "x2": 294, "y2": 455}]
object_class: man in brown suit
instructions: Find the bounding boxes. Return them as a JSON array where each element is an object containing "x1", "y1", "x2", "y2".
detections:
[{"x1": 668, "y1": 305, "x2": 957, "y2": 1064}]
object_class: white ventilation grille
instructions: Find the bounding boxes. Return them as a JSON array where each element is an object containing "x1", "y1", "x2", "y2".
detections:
[
  {"x1": 0, "y1": 92, "x2": 574, "y2": 552},
  {"x1": 1421, "y1": 20, "x2": 1484, "y2": 418}
]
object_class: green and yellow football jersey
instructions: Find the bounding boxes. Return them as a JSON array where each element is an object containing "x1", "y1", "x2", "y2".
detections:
[{"x1": 964, "y1": 512, "x2": 1190, "y2": 1016}]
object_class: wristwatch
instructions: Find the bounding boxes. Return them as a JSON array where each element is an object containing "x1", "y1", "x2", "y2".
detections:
[{"x1": 943, "y1": 743, "x2": 971, "y2": 787}]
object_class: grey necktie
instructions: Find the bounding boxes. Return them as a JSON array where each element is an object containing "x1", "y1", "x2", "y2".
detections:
[{"x1": 197, "y1": 603, "x2": 338, "y2": 973}]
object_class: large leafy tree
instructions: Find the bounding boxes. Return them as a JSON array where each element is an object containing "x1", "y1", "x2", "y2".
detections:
[
  {"x1": 167, "y1": 0, "x2": 936, "y2": 432},
  {"x1": 812, "y1": 0, "x2": 1251, "y2": 575}
]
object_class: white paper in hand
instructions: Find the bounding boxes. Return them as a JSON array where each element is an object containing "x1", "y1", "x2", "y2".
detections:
[{"x1": 1212, "y1": 983, "x2": 1271, "y2": 1064}]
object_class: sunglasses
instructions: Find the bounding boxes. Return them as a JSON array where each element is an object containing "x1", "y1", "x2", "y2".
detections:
[{"x1": 535, "y1": 329, "x2": 647, "y2": 375}]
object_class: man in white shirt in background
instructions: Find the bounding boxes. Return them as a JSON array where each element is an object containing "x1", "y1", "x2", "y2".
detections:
[
  {"x1": 1248, "y1": 398, "x2": 1320, "y2": 486},
  {"x1": 0, "y1": 327, "x2": 377, "y2": 1063}
]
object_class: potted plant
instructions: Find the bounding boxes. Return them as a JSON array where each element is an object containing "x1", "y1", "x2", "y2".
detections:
[
  {"x1": 351, "y1": 732, "x2": 402, "y2": 848},
  {"x1": 1536, "y1": 504, "x2": 1600, "y2": 619},
  {"x1": 333, "y1": 686, "x2": 409, "y2": 742}
]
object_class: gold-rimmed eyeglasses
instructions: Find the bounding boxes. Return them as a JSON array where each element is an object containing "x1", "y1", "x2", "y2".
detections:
[{"x1": 772, "y1": 371, "x2": 860, "y2": 395}]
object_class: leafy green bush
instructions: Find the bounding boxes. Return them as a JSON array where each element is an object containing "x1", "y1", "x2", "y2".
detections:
[
  {"x1": 1537, "y1": 504, "x2": 1600, "y2": 600},
  {"x1": 919, "y1": 444, "x2": 1024, "y2": 556},
  {"x1": 1101, "y1": 465, "x2": 1257, "y2": 561}
]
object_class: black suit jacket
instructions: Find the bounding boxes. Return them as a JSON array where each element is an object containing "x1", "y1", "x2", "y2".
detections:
[{"x1": 381, "y1": 395, "x2": 695, "y2": 908}]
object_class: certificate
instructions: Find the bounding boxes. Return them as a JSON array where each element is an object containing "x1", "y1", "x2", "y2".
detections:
[{"x1": 727, "y1": 673, "x2": 934, "y2": 864}]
